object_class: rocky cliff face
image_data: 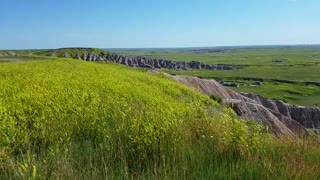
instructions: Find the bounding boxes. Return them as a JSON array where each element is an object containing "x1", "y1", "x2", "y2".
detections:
[
  {"x1": 241, "y1": 93, "x2": 320, "y2": 134},
  {"x1": 168, "y1": 74, "x2": 317, "y2": 136},
  {"x1": 2, "y1": 48, "x2": 234, "y2": 71},
  {"x1": 42, "y1": 48, "x2": 233, "y2": 71},
  {"x1": 105, "y1": 53, "x2": 233, "y2": 71}
]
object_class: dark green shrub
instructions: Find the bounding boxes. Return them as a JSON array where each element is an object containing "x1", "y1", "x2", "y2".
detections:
[{"x1": 210, "y1": 94, "x2": 223, "y2": 104}]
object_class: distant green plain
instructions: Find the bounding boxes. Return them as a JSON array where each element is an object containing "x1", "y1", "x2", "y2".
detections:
[{"x1": 113, "y1": 46, "x2": 320, "y2": 106}]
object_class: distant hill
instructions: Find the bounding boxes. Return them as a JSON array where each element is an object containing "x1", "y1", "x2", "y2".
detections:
[
  {"x1": 36, "y1": 48, "x2": 109, "y2": 60},
  {"x1": 1, "y1": 48, "x2": 234, "y2": 71}
]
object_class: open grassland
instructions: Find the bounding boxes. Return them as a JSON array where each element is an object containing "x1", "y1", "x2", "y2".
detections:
[
  {"x1": 164, "y1": 65, "x2": 320, "y2": 83},
  {"x1": 0, "y1": 58, "x2": 319, "y2": 179},
  {"x1": 230, "y1": 82, "x2": 320, "y2": 107},
  {"x1": 113, "y1": 46, "x2": 320, "y2": 106},
  {"x1": 164, "y1": 69, "x2": 320, "y2": 106},
  {"x1": 111, "y1": 46, "x2": 320, "y2": 65}
]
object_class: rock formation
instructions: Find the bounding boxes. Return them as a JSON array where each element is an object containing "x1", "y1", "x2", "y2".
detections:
[
  {"x1": 168, "y1": 74, "x2": 318, "y2": 136},
  {"x1": 105, "y1": 53, "x2": 233, "y2": 71},
  {"x1": 2, "y1": 48, "x2": 234, "y2": 71},
  {"x1": 241, "y1": 93, "x2": 320, "y2": 134},
  {"x1": 39, "y1": 48, "x2": 233, "y2": 71}
]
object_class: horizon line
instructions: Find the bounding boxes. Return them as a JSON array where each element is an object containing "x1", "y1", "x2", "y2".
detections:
[{"x1": 2, "y1": 43, "x2": 320, "y2": 51}]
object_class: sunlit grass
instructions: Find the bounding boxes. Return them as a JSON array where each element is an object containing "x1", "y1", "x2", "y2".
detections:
[{"x1": 0, "y1": 59, "x2": 319, "y2": 179}]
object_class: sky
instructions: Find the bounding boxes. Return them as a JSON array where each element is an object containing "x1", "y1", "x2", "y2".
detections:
[{"x1": 0, "y1": 0, "x2": 320, "y2": 49}]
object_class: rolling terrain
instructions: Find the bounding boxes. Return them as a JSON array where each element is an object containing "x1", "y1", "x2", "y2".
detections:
[
  {"x1": 111, "y1": 45, "x2": 320, "y2": 106},
  {"x1": 0, "y1": 48, "x2": 319, "y2": 179}
]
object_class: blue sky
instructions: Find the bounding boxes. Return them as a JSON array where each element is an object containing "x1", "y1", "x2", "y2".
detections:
[{"x1": 1, "y1": 0, "x2": 320, "y2": 49}]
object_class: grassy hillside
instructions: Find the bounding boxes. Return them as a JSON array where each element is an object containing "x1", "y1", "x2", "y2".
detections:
[{"x1": 0, "y1": 58, "x2": 319, "y2": 179}]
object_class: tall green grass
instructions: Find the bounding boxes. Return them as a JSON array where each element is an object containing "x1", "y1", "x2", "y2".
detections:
[{"x1": 0, "y1": 59, "x2": 319, "y2": 179}]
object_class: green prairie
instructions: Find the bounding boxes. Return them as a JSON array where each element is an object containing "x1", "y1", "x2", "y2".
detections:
[
  {"x1": 113, "y1": 46, "x2": 320, "y2": 106},
  {"x1": 0, "y1": 58, "x2": 319, "y2": 179}
]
